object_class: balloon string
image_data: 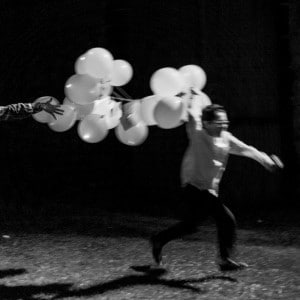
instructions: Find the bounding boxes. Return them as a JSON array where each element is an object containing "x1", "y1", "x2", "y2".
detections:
[
  {"x1": 111, "y1": 96, "x2": 134, "y2": 102},
  {"x1": 115, "y1": 86, "x2": 132, "y2": 99},
  {"x1": 112, "y1": 90, "x2": 125, "y2": 98}
]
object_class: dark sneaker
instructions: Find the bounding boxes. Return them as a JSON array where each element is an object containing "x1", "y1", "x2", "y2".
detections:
[
  {"x1": 219, "y1": 258, "x2": 249, "y2": 271},
  {"x1": 150, "y1": 236, "x2": 163, "y2": 266}
]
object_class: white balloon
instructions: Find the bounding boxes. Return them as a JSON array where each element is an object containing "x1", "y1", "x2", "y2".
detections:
[
  {"x1": 150, "y1": 67, "x2": 185, "y2": 97},
  {"x1": 48, "y1": 105, "x2": 77, "y2": 132},
  {"x1": 63, "y1": 97, "x2": 74, "y2": 106},
  {"x1": 153, "y1": 96, "x2": 183, "y2": 129},
  {"x1": 189, "y1": 91, "x2": 212, "y2": 120},
  {"x1": 118, "y1": 101, "x2": 143, "y2": 130},
  {"x1": 32, "y1": 96, "x2": 59, "y2": 123},
  {"x1": 115, "y1": 122, "x2": 148, "y2": 146},
  {"x1": 111, "y1": 59, "x2": 133, "y2": 86},
  {"x1": 63, "y1": 97, "x2": 95, "y2": 120},
  {"x1": 78, "y1": 114, "x2": 109, "y2": 143},
  {"x1": 74, "y1": 54, "x2": 88, "y2": 74},
  {"x1": 126, "y1": 100, "x2": 142, "y2": 122},
  {"x1": 82, "y1": 47, "x2": 114, "y2": 79},
  {"x1": 64, "y1": 74, "x2": 100, "y2": 105},
  {"x1": 179, "y1": 65, "x2": 207, "y2": 90},
  {"x1": 140, "y1": 95, "x2": 160, "y2": 125}
]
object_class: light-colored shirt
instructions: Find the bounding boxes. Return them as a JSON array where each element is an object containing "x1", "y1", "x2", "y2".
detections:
[{"x1": 181, "y1": 118, "x2": 272, "y2": 197}]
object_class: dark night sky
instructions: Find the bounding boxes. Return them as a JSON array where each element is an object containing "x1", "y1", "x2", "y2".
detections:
[{"x1": 0, "y1": 0, "x2": 295, "y2": 216}]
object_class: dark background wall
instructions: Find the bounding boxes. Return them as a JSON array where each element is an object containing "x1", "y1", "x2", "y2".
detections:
[
  {"x1": 290, "y1": 0, "x2": 300, "y2": 201},
  {"x1": 0, "y1": 0, "x2": 296, "y2": 218}
]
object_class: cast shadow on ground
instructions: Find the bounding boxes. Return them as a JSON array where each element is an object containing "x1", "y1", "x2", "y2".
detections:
[
  {"x1": 0, "y1": 267, "x2": 237, "y2": 299},
  {"x1": 52, "y1": 267, "x2": 237, "y2": 299},
  {"x1": 0, "y1": 283, "x2": 72, "y2": 300},
  {"x1": 0, "y1": 268, "x2": 27, "y2": 279}
]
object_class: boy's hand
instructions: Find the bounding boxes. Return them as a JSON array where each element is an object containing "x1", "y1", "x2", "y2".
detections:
[
  {"x1": 263, "y1": 154, "x2": 284, "y2": 172},
  {"x1": 270, "y1": 154, "x2": 284, "y2": 170}
]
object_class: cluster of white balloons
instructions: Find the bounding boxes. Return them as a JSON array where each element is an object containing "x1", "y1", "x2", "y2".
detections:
[
  {"x1": 33, "y1": 47, "x2": 135, "y2": 144},
  {"x1": 32, "y1": 47, "x2": 211, "y2": 146},
  {"x1": 146, "y1": 64, "x2": 210, "y2": 129}
]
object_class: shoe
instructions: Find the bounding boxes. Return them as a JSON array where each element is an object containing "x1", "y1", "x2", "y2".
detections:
[
  {"x1": 150, "y1": 236, "x2": 163, "y2": 266},
  {"x1": 219, "y1": 258, "x2": 249, "y2": 271}
]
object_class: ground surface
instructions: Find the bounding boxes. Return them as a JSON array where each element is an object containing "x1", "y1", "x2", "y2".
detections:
[{"x1": 0, "y1": 211, "x2": 299, "y2": 299}]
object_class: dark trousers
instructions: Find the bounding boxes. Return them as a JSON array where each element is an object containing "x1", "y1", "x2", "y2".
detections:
[{"x1": 153, "y1": 184, "x2": 236, "y2": 260}]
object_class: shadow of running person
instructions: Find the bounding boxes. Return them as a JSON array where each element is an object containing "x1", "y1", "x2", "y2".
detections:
[
  {"x1": 0, "y1": 268, "x2": 27, "y2": 279},
  {"x1": 52, "y1": 272, "x2": 238, "y2": 299},
  {"x1": 129, "y1": 265, "x2": 238, "y2": 284},
  {"x1": 0, "y1": 283, "x2": 73, "y2": 300},
  {"x1": 130, "y1": 264, "x2": 168, "y2": 276}
]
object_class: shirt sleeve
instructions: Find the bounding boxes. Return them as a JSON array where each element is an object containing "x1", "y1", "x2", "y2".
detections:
[
  {"x1": 185, "y1": 112, "x2": 202, "y2": 139},
  {"x1": 0, "y1": 103, "x2": 39, "y2": 121},
  {"x1": 228, "y1": 132, "x2": 273, "y2": 167}
]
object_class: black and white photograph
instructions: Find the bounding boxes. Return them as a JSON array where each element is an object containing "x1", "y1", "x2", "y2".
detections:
[{"x1": 0, "y1": 1, "x2": 299, "y2": 299}]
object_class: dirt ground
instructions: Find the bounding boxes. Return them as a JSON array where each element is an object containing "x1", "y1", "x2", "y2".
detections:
[{"x1": 0, "y1": 211, "x2": 299, "y2": 299}]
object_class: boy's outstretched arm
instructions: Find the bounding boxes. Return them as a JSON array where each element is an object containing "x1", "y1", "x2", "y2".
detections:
[{"x1": 228, "y1": 133, "x2": 284, "y2": 172}]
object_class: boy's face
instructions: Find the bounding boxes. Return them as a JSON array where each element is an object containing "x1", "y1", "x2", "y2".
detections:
[{"x1": 203, "y1": 111, "x2": 229, "y2": 137}]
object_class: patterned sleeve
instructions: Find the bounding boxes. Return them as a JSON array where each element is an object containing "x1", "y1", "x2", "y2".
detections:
[{"x1": 0, "y1": 103, "x2": 42, "y2": 121}]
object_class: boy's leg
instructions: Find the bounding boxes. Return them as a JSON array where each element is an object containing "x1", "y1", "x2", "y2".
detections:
[
  {"x1": 212, "y1": 199, "x2": 248, "y2": 270},
  {"x1": 151, "y1": 220, "x2": 198, "y2": 265},
  {"x1": 150, "y1": 185, "x2": 207, "y2": 265},
  {"x1": 215, "y1": 203, "x2": 237, "y2": 260}
]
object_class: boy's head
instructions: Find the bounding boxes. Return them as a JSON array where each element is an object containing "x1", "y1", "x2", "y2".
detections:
[{"x1": 202, "y1": 104, "x2": 229, "y2": 137}]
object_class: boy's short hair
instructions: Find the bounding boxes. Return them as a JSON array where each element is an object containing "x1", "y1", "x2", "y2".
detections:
[{"x1": 202, "y1": 104, "x2": 226, "y2": 122}]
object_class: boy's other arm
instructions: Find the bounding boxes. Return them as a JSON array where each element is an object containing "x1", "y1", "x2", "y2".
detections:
[{"x1": 228, "y1": 133, "x2": 283, "y2": 172}]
